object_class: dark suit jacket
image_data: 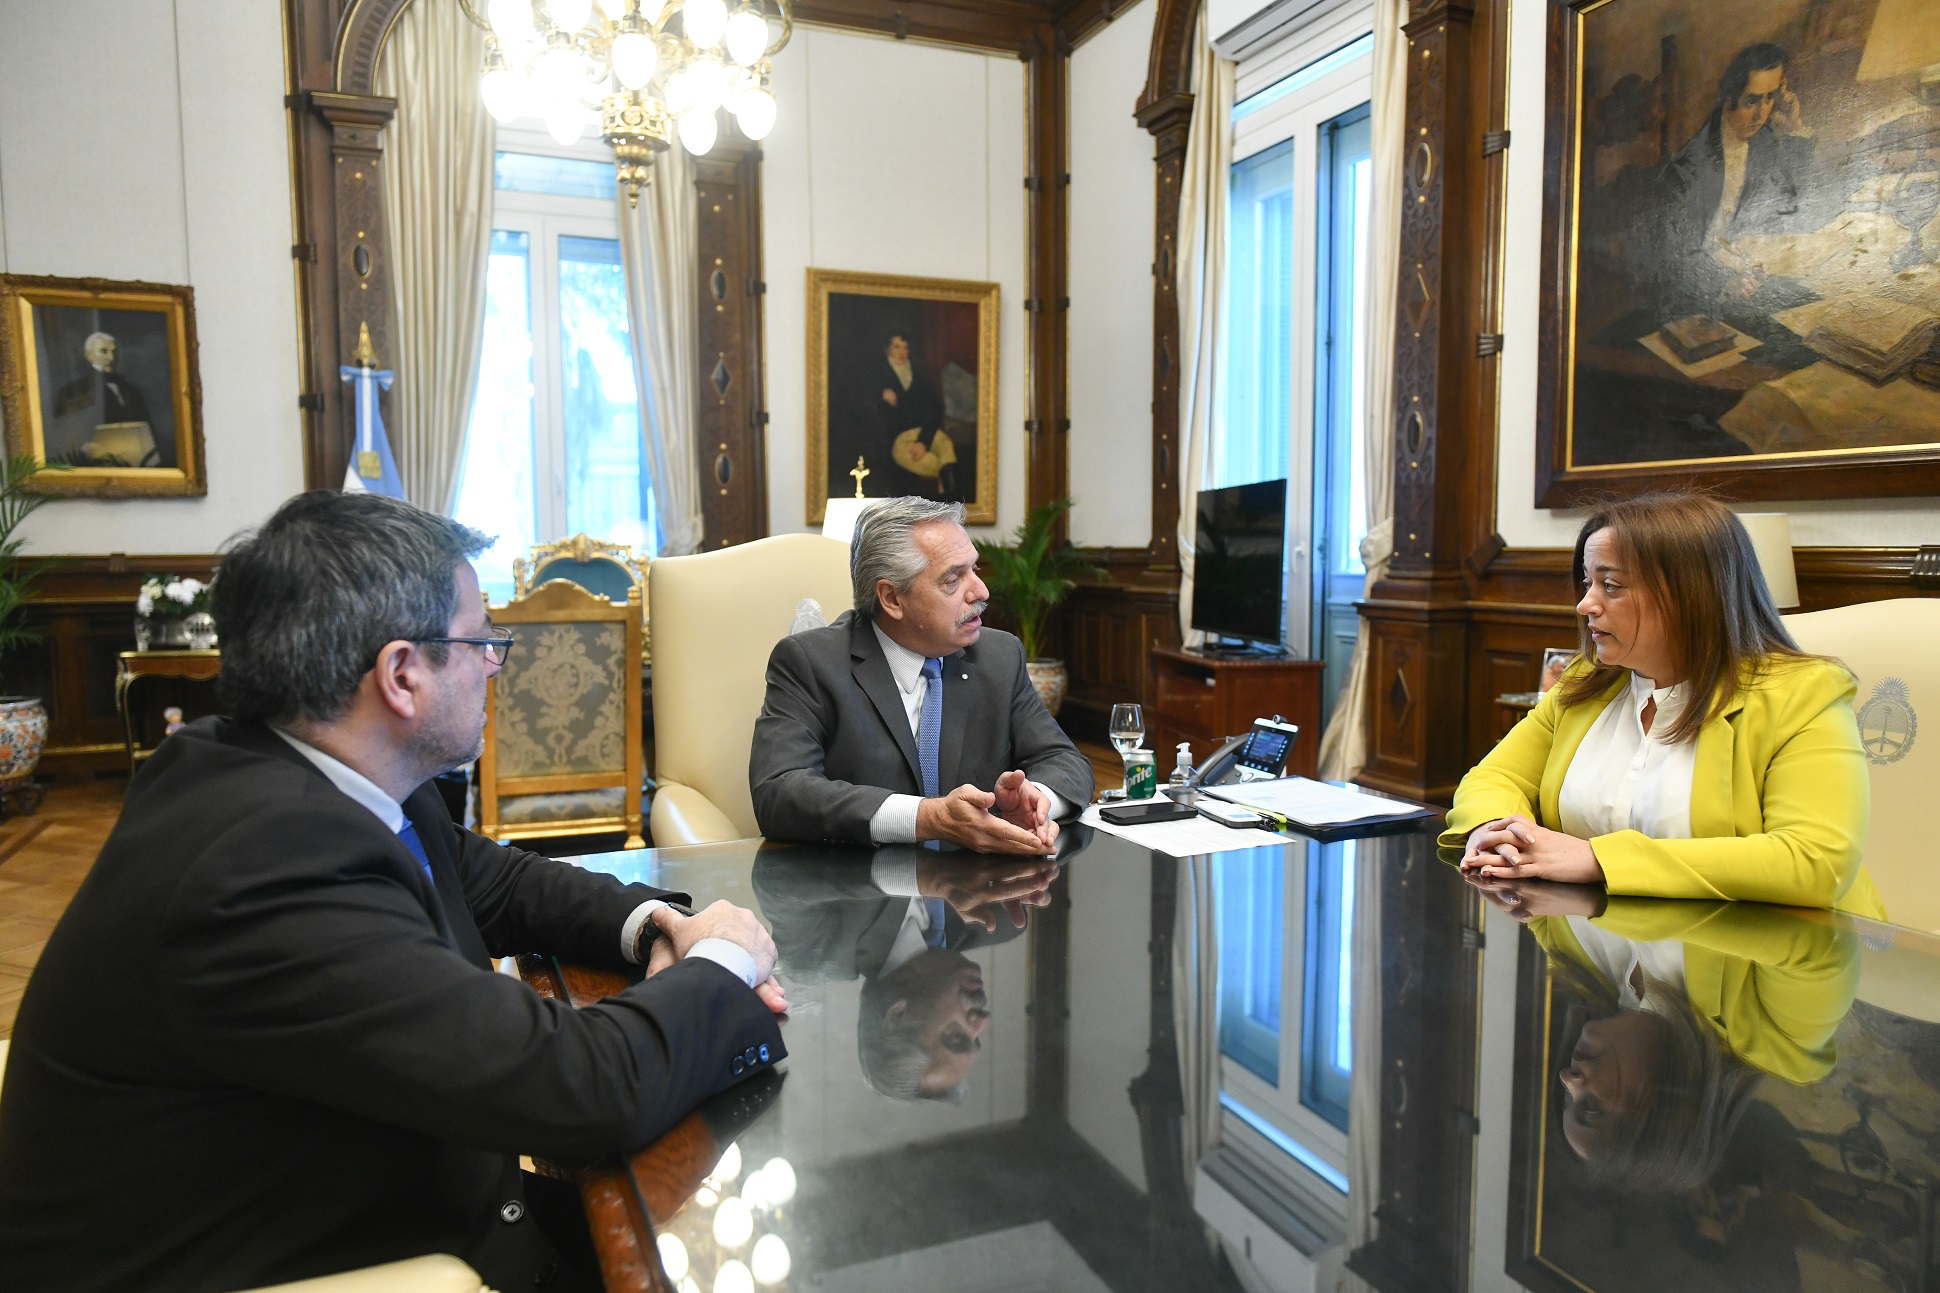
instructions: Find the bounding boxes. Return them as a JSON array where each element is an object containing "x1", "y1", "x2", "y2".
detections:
[
  {"x1": 0, "y1": 718, "x2": 784, "y2": 1292},
  {"x1": 750, "y1": 848, "x2": 1025, "y2": 984},
  {"x1": 1656, "y1": 116, "x2": 1827, "y2": 313},
  {"x1": 749, "y1": 613, "x2": 1094, "y2": 844}
]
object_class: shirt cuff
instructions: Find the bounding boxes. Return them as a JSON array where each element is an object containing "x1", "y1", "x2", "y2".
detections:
[
  {"x1": 870, "y1": 853, "x2": 923, "y2": 896},
  {"x1": 620, "y1": 899, "x2": 666, "y2": 965},
  {"x1": 1032, "y1": 782, "x2": 1069, "y2": 820},
  {"x1": 869, "y1": 793, "x2": 922, "y2": 844},
  {"x1": 689, "y1": 938, "x2": 761, "y2": 988}
]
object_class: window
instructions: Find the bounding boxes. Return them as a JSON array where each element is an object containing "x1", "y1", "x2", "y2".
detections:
[
  {"x1": 1218, "y1": 30, "x2": 1372, "y2": 698},
  {"x1": 1215, "y1": 839, "x2": 1357, "y2": 1191},
  {"x1": 453, "y1": 135, "x2": 655, "y2": 601}
]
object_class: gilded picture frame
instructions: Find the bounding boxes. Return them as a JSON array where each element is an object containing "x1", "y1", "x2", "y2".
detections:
[
  {"x1": 1536, "y1": 0, "x2": 1940, "y2": 505},
  {"x1": 0, "y1": 274, "x2": 207, "y2": 497},
  {"x1": 806, "y1": 268, "x2": 999, "y2": 526}
]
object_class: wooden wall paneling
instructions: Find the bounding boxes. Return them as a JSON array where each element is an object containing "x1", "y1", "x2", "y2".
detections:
[
  {"x1": 285, "y1": 0, "x2": 410, "y2": 491},
  {"x1": 1024, "y1": 24, "x2": 1074, "y2": 533},
  {"x1": 793, "y1": 0, "x2": 1047, "y2": 52},
  {"x1": 695, "y1": 133, "x2": 770, "y2": 549}
]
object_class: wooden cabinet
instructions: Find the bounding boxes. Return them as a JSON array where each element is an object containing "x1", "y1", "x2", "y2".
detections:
[{"x1": 1147, "y1": 647, "x2": 1325, "y2": 780}]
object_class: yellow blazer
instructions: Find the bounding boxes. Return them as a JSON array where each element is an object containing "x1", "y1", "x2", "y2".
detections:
[
  {"x1": 1442, "y1": 656, "x2": 1884, "y2": 917},
  {"x1": 1526, "y1": 898, "x2": 1858, "y2": 1085}
]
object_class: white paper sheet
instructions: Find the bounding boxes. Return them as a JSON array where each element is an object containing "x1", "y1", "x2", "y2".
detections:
[
  {"x1": 1203, "y1": 777, "x2": 1427, "y2": 827},
  {"x1": 1079, "y1": 795, "x2": 1288, "y2": 858}
]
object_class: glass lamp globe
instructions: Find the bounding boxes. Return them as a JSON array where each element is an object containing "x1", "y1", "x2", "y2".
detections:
[
  {"x1": 490, "y1": 0, "x2": 537, "y2": 39},
  {"x1": 733, "y1": 87, "x2": 775, "y2": 140},
  {"x1": 713, "y1": 1142, "x2": 742, "y2": 1184},
  {"x1": 758, "y1": 1158, "x2": 796, "y2": 1204},
  {"x1": 548, "y1": 0, "x2": 594, "y2": 32},
  {"x1": 724, "y1": 9, "x2": 768, "y2": 67},
  {"x1": 712, "y1": 1194, "x2": 754, "y2": 1247},
  {"x1": 750, "y1": 1234, "x2": 791, "y2": 1286},
  {"x1": 684, "y1": 0, "x2": 729, "y2": 49},
  {"x1": 545, "y1": 102, "x2": 587, "y2": 145},
  {"x1": 611, "y1": 30, "x2": 658, "y2": 88},
  {"x1": 713, "y1": 1261, "x2": 754, "y2": 1293},
  {"x1": 677, "y1": 107, "x2": 718, "y2": 155},
  {"x1": 655, "y1": 1234, "x2": 689, "y2": 1282},
  {"x1": 481, "y1": 68, "x2": 529, "y2": 122},
  {"x1": 686, "y1": 56, "x2": 729, "y2": 111}
]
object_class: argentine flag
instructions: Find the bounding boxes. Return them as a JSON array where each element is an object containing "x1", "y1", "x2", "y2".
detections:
[{"x1": 340, "y1": 364, "x2": 405, "y2": 498}]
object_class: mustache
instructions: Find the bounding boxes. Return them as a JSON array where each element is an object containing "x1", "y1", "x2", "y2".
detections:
[{"x1": 956, "y1": 601, "x2": 987, "y2": 626}]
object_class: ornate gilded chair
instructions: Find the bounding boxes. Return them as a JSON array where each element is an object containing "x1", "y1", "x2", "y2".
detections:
[
  {"x1": 480, "y1": 579, "x2": 645, "y2": 849},
  {"x1": 512, "y1": 534, "x2": 650, "y2": 658}
]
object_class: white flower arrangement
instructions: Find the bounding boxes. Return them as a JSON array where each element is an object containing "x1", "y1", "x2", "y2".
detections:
[{"x1": 137, "y1": 575, "x2": 209, "y2": 621}]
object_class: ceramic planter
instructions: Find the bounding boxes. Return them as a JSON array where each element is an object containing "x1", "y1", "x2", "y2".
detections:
[
  {"x1": 0, "y1": 696, "x2": 48, "y2": 787},
  {"x1": 1025, "y1": 659, "x2": 1068, "y2": 717}
]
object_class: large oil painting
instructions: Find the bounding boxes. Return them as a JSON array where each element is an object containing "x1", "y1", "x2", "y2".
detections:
[
  {"x1": 1537, "y1": 0, "x2": 1940, "y2": 503},
  {"x1": 0, "y1": 274, "x2": 206, "y2": 497},
  {"x1": 805, "y1": 269, "x2": 998, "y2": 526}
]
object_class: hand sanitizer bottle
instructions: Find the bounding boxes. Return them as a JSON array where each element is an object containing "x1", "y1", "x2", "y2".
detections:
[{"x1": 1168, "y1": 741, "x2": 1194, "y2": 789}]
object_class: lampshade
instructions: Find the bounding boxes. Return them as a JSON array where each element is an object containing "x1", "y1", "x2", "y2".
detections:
[
  {"x1": 1737, "y1": 512, "x2": 1799, "y2": 610},
  {"x1": 820, "y1": 496, "x2": 886, "y2": 544}
]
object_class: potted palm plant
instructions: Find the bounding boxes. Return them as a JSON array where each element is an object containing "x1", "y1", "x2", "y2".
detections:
[
  {"x1": 973, "y1": 498, "x2": 1102, "y2": 717},
  {"x1": 0, "y1": 454, "x2": 53, "y2": 804}
]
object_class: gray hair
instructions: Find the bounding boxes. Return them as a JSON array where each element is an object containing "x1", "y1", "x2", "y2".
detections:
[
  {"x1": 857, "y1": 969, "x2": 969, "y2": 1104},
  {"x1": 211, "y1": 491, "x2": 492, "y2": 725},
  {"x1": 850, "y1": 496, "x2": 965, "y2": 618},
  {"x1": 83, "y1": 331, "x2": 114, "y2": 352}
]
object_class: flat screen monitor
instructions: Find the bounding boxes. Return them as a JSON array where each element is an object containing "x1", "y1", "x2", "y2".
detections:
[{"x1": 1189, "y1": 479, "x2": 1287, "y2": 647}]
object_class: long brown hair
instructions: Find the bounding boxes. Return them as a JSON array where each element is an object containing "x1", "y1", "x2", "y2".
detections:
[{"x1": 1553, "y1": 493, "x2": 1808, "y2": 744}]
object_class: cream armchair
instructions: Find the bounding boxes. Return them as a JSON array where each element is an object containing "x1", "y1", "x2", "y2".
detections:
[
  {"x1": 649, "y1": 534, "x2": 854, "y2": 845},
  {"x1": 1787, "y1": 597, "x2": 1940, "y2": 931}
]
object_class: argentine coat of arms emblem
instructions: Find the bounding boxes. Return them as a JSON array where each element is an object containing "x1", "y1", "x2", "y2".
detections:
[{"x1": 1856, "y1": 677, "x2": 1917, "y2": 766}]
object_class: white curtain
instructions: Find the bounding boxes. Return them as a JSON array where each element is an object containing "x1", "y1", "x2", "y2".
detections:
[
  {"x1": 1173, "y1": 855, "x2": 1222, "y2": 1179},
  {"x1": 375, "y1": 0, "x2": 494, "y2": 514},
  {"x1": 1174, "y1": 13, "x2": 1236, "y2": 639},
  {"x1": 619, "y1": 144, "x2": 705, "y2": 556},
  {"x1": 1316, "y1": 0, "x2": 1405, "y2": 782}
]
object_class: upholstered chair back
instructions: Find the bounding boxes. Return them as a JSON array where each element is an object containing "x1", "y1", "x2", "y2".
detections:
[
  {"x1": 1786, "y1": 597, "x2": 1940, "y2": 932},
  {"x1": 512, "y1": 534, "x2": 650, "y2": 657},
  {"x1": 480, "y1": 579, "x2": 645, "y2": 849},
  {"x1": 648, "y1": 534, "x2": 854, "y2": 845}
]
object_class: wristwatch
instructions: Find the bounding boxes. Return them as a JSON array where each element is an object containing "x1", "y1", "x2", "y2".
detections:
[{"x1": 633, "y1": 899, "x2": 696, "y2": 962}]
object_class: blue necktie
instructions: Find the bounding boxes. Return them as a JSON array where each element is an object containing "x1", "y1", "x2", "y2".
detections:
[
  {"x1": 917, "y1": 657, "x2": 943, "y2": 798},
  {"x1": 922, "y1": 897, "x2": 949, "y2": 947},
  {"x1": 396, "y1": 819, "x2": 434, "y2": 882}
]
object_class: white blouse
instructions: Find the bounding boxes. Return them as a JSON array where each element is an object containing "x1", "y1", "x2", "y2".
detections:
[{"x1": 1556, "y1": 669, "x2": 1699, "y2": 842}]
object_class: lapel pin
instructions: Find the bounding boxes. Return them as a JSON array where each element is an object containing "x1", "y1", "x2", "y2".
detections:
[{"x1": 961, "y1": 673, "x2": 968, "y2": 680}]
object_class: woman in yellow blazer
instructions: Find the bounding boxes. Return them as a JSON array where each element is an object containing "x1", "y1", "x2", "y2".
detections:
[{"x1": 1443, "y1": 493, "x2": 1883, "y2": 917}]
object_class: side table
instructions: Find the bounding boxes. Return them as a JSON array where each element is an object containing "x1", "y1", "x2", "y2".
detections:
[
  {"x1": 116, "y1": 650, "x2": 220, "y2": 777},
  {"x1": 1148, "y1": 646, "x2": 1325, "y2": 779}
]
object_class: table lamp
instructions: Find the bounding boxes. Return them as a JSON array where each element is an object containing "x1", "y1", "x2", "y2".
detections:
[
  {"x1": 821, "y1": 496, "x2": 887, "y2": 544},
  {"x1": 1737, "y1": 512, "x2": 1799, "y2": 610}
]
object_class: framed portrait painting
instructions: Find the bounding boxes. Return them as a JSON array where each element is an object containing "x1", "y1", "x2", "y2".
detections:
[
  {"x1": 0, "y1": 274, "x2": 206, "y2": 497},
  {"x1": 1536, "y1": 0, "x2": 1940, "y2": 504},
  {"x1": 805, "y1": 269, "x2": 998, "y2": 526}
]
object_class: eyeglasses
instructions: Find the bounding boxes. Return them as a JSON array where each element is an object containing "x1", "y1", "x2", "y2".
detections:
[{"x1": 418, "y1": 626, "x2": 517, "y2": 666}]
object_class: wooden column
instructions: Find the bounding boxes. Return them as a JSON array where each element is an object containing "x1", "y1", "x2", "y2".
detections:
[
  {"x1": 1024, "y1": 24, "x2": 1073, "y2": 535},
  {"x1": 284, "y1": 0, "x2": 413, "y2": 491},
  {"x1": 1357, "y1": 0, "x2": 1507, "y2": 805},
  {"x1": 693, "y1": 133, "x2": 769, "y2": 549}
]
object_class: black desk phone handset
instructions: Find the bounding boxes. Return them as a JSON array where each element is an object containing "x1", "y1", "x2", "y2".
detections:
[{"x1": 1189, "y1": 716, "x2": 1300, "y2": 787}]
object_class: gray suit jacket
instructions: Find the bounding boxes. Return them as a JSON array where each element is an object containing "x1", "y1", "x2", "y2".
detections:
[{"x1": 749, "y1": 611, "x2": 1094, "y2": 843}]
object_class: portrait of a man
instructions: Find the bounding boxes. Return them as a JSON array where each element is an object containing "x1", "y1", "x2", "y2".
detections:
[
  {"x1": 806, "y1": 270, "x2": 998, "y2": 525},
  {"x1": 1541, "y1": 0, "x2": 1940, "y2": 502},
  {"x1": 34, "y1": 305, "x2": 176, "y2": 469}
]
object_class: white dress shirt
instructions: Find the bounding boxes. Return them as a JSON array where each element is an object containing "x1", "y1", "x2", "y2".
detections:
[
  {"x1": 866, "y1": 621, "x2": 1068, "y2": 843},
  {"x1": 1565, "y1": 915, "x2": 1689, "y2": 1016},
  {"x1": 272, "y1": 730, "x2": 757, "y2": 986},
  {"x1": 869, "y1": 852, "x2": 942, "y2": 976},
  {"x1": 1555, "y1": 670, "x2": 1699, "y2": 843}
]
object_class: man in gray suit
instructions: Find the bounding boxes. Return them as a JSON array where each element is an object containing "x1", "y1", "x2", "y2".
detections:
[{"x1": 750, "y1": 497, "x2": 1093, "y2": 852}]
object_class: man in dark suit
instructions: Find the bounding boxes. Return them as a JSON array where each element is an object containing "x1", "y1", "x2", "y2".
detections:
[
  {"x1": 53, "y1": 331, "x2": 151, "y2": 425},
  {"x1": 0, "y1": 491, "x2": 788, "y2": 1293},
  {"x1": 752, "y1": 845, "x2": 1065, "y2": 1100},
  {"x1": 750, "y1": 496, "x2": 1093, "y2": 852}
]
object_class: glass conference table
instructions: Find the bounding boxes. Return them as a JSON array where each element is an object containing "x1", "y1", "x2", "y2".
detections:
[{"x1": 540, "y1": 818, "x2": 1940, "y2": 1293}]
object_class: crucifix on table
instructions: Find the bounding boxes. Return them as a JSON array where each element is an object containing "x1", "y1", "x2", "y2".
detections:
[{"x1": 848, "y1": 455, "x2": 870, "y2": 499}]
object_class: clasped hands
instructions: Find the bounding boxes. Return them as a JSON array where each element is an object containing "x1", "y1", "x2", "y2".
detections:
[
  {"x1": 644, "y1": 900, "x2": 789, "y2": 1015},
  {"x1": 1459, "y1": 813, "x2": 1604, "y2": 885},
  {"x1": 918, "y1": 855, "x2": 1060, "y2": 931},
  {"x1": 916, "y1": 769, "x2": 1058, "y2": 855}
]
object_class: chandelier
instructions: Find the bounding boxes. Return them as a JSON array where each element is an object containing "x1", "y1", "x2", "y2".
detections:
[{"x1": 460, "y1": 0, "x2": 793, "y2": 206}]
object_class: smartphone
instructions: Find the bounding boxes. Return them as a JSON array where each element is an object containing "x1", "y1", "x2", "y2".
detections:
[
  {"x1": 1099, "y1": 800, "x2": 1199, "y2": 827},
  {"x1": 1197, "y1": 800, "x2": 1268, "y2": 829}
]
